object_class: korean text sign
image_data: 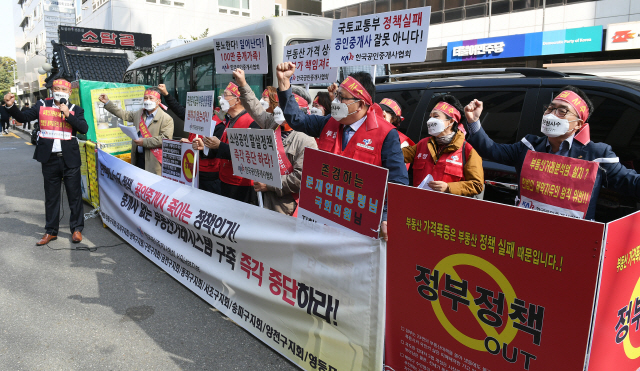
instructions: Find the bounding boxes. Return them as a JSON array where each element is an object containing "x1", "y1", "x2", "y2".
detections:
[
  {"x1": 184, "y1": 91, "x2": 215, "y2": 137},
  {"x1": 283, "y1": 40, "x2": 338, "y2": 85},
  {"x1": 225, "y1": 128, "x2": 282, "y2": 189},
  {"x1": 386, "y1": 184, "x2": 605, "y2": 371},
  {"x1": 97, "y1": 149, "x2": 385, "y2": 371},
  {"x1": 161, "y1": 139, "x2": 198, "y2": 187},
  {"x1": 214, "y1": 35, "x2": 268, "y2": 74},
  {"x1": 298, "y1": 148, "x2": 388, "y2": 239},
  {"x1": 519, "y1": 151, "x2": 597, "y2": 219},
  {"x1": 38, "y1": 106, "x2": 73, "y2": 140},
  {"x1": 58, "y1": 26, "x2": 152, "y2": 51},
  {"x1": 329, "y1": 7, "x2": 430, "y2": 67},
  {"x1": 587, "y1": 210, "x2": 640, "y2": 370}
]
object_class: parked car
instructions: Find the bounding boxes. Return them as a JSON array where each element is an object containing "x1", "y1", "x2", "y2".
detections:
[{"x1": 376, "y1": 67, "x2": 640, "y2": 223}]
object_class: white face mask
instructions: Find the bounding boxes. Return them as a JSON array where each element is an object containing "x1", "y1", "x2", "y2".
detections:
[
  {"x1": 330, "y1": 98, "x2": 360, "y2": 121},
  {"x1": 310, "y1": 107, "x2": 324, "y2": 116},
  {"x1": 143, "y1": 100, "x2": 156, "y2": 111},
  {"x1": 541, "y1": 113, "x2": 577, "y2": 138},
  {"x1": 219, "y1": 96, "x2": 236, "y2": 112},
  {"x1": 427, "y1": 117, "x2": 452, "y2": 136},
  {"x1": 259, "y1": 99, "x2": 269, "y2": 110},
  {"x1": 273, "y1": 106, "x2": 285, "y2": 125},
  {"x1": 53, "y1": 91, "x2": 69, "y2": 102}
]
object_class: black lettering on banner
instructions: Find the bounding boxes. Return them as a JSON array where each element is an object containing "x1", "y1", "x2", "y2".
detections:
[{"x1": 297, "y1": 282, "x2": 340, "y2": 326}]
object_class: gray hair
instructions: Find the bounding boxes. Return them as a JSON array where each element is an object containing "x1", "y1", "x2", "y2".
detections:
[{"x1": 291, "y1": 86, "x2": 312, "y2": 111}]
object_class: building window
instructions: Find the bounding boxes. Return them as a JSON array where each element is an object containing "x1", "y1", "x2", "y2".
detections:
[
  {"x1": 160, "y1": 0, "x2": 171, "y2": 5},
  {"x1": 146, "y1": 0, "x2": 156, "y2": 3},
  {"x1": 444, "y1": 8, "x2": 463, "y2": 22},
  {"x1": 490, "y1": 0, "x2": 510, "y2": 15},
  {"x1": 219, "y1": 0, "x2": 250, "y2": 16},
  {"x1": 275, "y1": 4, "x2": 280, "y2": 16},
  {"x1": 426, "y1": 0, "x2": 443, "y2": 12},
  {"x1": 465, "y1": 4, "x2": 486, "y2": 18},
  {"x1": 430, "y1": 11, "x2": 443, "y2": 24},
  {"x1": 391, "y1": 0, "x2": 406, "y2": 10},
  {"x1": 408, "y1": 0, "x2": 425, "y2": 8},
  {"x1": 347, "y1": 5, "x2": 360, "y2": 17},
  {"x1": 323, "y1": 10, "x2": 334, "y2": 18},
  {"x1": 174, "y1": 1, "x2": 184, "y2": 6},
  {"x1": 512, "y1": 0, "x2": 534, "y2": 11},
  {"x1": 361, "y1": 2, "x2": 375, "y2": 14},
  {"x1": 375, "y1": 0, "x2": 390, "y2": 13},
  {"x1": 445, "y1": 0, "x2": 464, "y2": 9}
]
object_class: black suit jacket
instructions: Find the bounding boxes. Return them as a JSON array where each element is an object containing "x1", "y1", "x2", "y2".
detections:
[
  {"x1": 0, "y1": 105, "x2": 9, "y2": 124},
  {"x1": 8, "y1": 98, "x2": 89, "y2": 168}
]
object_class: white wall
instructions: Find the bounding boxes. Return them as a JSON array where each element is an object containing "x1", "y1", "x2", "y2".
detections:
[
  {"x1": 77, "y1": 0, "x2": 276, "y2": 47},
  {"x1": 322, "y1": 0, "x2": 367, "y2": 12}
]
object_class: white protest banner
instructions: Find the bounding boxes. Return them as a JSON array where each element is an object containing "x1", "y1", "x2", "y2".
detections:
[
  {"x1": 161, "y1": 139, "x2": 199, "y2": 187},
  {"x1": 214, "y1": 35, "x2": 268, "y2": 74},
  {"x1": 329, "y1": 7, "x2": 431, "y2": 67},
  {"x1": 184, "y1": 91, "x2": 215, "y2": 136},
  {"x1": 97, "y1": 149, "x2": 385, "y2": 371},
  {"x1": 226, "y1": 128, "x2": 282, "y2": 189},
  {"x1": 283, "y1": 40, "x2": 339, "y2": 85}
]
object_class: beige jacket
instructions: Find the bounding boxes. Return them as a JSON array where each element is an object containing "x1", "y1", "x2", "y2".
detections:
[
  {"x1": 104, "y1": 101, "x2": 174, "y2": 176},
  {"x1": 239, "y1": 85, "x2": 318, "y2": 215}
]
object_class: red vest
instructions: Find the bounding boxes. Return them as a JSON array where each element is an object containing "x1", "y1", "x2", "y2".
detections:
[
  {"x1": 316, "y1": 113, "x2": 394, "y2": 166},
  {"x1": 188, "y1": 132, "x2": 221, "y2": 173},
  {"x1": 412, "y1": 138, "x2": 472, "y2": 187},
  {"x1": 219, "y1": 112, "x2": 254, "y2": 186},
  {"x1": 398, "y1": 131, "x2": 415, "y2": 147}
]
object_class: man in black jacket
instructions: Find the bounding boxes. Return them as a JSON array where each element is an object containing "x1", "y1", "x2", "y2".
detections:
[
  {"x1": 0, "y1": 101, "x2": 10, "y2": 135},
  {"x1": 21, "y1": 102, "x2": 34, "y2": 130},
  {"x1": 4, "y1": 78, "x2": 89, "y2": 245}
]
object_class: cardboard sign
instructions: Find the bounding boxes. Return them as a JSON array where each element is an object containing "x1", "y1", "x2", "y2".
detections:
[
  {"x1": 38, "y1": 106, "x2": 73, "y2": 140},
  {"x1": 283, "y1": 40, "x2": 338, "y2": 85},
  {"x1": 386, "y1": 184, "x2": 606, "y2": 371},
  {"x1": 329, "y1": 7, "x2": 430, "y2": 67},
  {"x1": 225, "y1": 128, "x2": 282, "y2": 189},
  {"x1": 184, "y1": 91, "x2": 215, "y2": 136},
  {"x1": 214, "y1": 35, "x2": 268, "y2": 74},
  {"x1": 297, "y1": 148, "x2": 388, "y2": 239},
  {"x1": 161, "y1": 139, "x2": 198, "y2": 187},
  {"x1": 587, "y1": 210, "x2": 640, "y2": 370},
  {"x1": 519, "y1": 151, "x2": 598, "y2": 219}
]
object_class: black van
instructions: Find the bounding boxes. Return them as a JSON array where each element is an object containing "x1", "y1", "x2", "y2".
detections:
[{"x1": 376, "y1": 68, "x2": 640, "y2": 223}]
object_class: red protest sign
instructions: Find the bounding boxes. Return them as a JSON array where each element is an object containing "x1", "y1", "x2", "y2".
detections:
[
  {"x1": 386, "y1": 184, "x2": 605, "y2": 371},
  {"x1": 519, "y1": 151, "x2": 597, "y2": 219},
  {"x1": 297, "y1": 148, "x2": 388, "y2": 239},
  {"x1": 38, "y1": 106, "x2": 73, "y2": 140},
  {"x1": 587, "y1": 211, "x2": 640, "y2": 370}
]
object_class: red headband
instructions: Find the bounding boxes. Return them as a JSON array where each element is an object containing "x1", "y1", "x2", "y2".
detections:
[
  {"x1": 53, "y1": 79, "x2": 72, "y2": 90},
  {"x1": 263, "y1": 88, "x2": 278, "y2": 102},
  {"x1": 554, "y1": 90, "x2": 591, "y2": 145},
  {"x1": 226, "y1": 82, "x2": 240, "y2": 98},
  {"x1": 380, "y1": 98, "x2": 404, "y2": 121},
  {"x1": 340, "y1": 76, "x2": 372, "y2": 106},
  {"x1": 433, "y1": 101, "x2": 461, "y2": 124},
  {"x1": 554, "y1": 90, "x2": 589, "y2": 123},
  {"x1": 145, "y1": 90, "x2": 160, "y2": 99},
  {"x1": 293, "y1": 94, "x2": 308, "y2": 108},
  {"x1": 313, "y1": 96, "x2": 319, "y2": 105}
]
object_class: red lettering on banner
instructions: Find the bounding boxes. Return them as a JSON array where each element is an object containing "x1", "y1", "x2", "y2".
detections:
[{"x1": 81, "y1": 31, "x2": 99, "y2": 43}]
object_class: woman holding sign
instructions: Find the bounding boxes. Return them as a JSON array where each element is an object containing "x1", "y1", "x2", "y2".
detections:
[
  {"x1": 402, "y1": 95, "x2": 484, "y2": 197},
  {"x1": 233, "y1": 69, "x2": 317, "y2": 216}
]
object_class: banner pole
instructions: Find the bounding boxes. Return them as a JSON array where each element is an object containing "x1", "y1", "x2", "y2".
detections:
[
  {"x1": 192, "y1": 135, "x2": 199, "y2": 189},
  {"x1": 372, "y1": 65, "x2": 377, "y2": 86},
  {"x1": 257, "y1": 191, "x2": 264, "y2": 208},
  {"x1": 305, "y1": 84, "x2": 310, "y2": 94}
]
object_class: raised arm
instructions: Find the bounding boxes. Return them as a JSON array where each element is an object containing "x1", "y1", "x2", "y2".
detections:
[
  {"x1": 99, "y1": 94, "x2": 136, "y2": 123},
  {"x1": 158, "y1": 84, "x2": 186, "y2": 121},
  {"x1": 234, "y1": 69, "x2": 277, "y2": 130}
]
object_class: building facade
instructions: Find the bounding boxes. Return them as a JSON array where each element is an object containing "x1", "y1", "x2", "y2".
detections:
[
  {"x1": 14, "y1": 0, "x2": 76, "y2": 104},
  {"x1": 322, "y1": 0, "x2": 640, "y2": 78}
]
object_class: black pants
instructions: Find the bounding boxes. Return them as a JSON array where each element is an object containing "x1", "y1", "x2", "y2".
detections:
[
  {"x1": 1, "y1": 121, "x2": 7, "y2": 131},
  {"x1": 220, "y1": 181, "x2": 258, "y2": 205},
  {"x1": 42, "y1": 154, "x2": 84, "y2": 235},
  {"x1": 199, "y1": 171, "x2": 221, "y2": 195},
  {"x1": 135, "y1": 151, "x2": 145, "y2": 169}
]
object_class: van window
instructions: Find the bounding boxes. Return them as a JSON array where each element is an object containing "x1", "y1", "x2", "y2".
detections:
[
  {"x1": 377, "y1": 89, "x2": 425, "y2": 136},
  {"x1": 421, "y1": 90, "x2": 526, "y2": 143},
  {"x1": 194, "y1": 54, "x2": 214, "y2": 92},
  {"x1": 176, "y1": 59, "x2": 191, "y2": 106},
  {"x1": 214, "y1": 74, "x2": 263, "y2": 107}
]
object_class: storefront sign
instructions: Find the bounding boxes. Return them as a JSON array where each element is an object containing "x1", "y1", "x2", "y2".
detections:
[
  {"x1": 605, "y1": 21, "x2": 640, "y2": 51},
  {"x1": 447, "y1": 26, "x2": 603, "y2": 62},
  {"x1": 58, "y1": 26, "x2": 153, "y2": 51}
]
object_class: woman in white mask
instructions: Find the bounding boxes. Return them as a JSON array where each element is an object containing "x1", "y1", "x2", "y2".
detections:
[
  {"x1": 310, "y1": 92, "x2": 331, "y2": 117},
  {"x1": 402, "y1": 95, "x2": 484, "y2": 197}
]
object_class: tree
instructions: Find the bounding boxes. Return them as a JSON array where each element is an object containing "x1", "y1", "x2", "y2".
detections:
[
  {"x1": 133, "y1": 29, "x2": 210, "y2": 60},
  {"x1": 0, "y1": 57, "x2": 17, "y2": 97}
]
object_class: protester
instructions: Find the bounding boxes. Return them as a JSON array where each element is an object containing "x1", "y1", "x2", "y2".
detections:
[
  {"x1": 0, "y1": 101, "x2": 9, "y2": 135},
  {"x1": 466, "y1": 85, "x2": 640, "y2": 219},
  {"x1": 310, "y1": 92, "x2": 331, "y2": 117},
  {"x1": 275, "y1": 62, "x2": 409, "y2": 241},
  {"x1": 379, "y1": 98, "x2": 414, "y2": 148},
  {"x1": 402, "y1": 95, "x2": 483, "y2": 197},
  {"x1": 98, "y1": 88, "x2": 174, "y2": 176},
  {"x1": 157, "y1": 84, "x2": 224, "y2": 195},
  {"x1": 193, "y1": 81, "x2": 261, "y2": 205},
  {"x1": 232, "y1": 69, "x2": 317, "y2": 215},
  {"x1": 4, "y1": 79, "x2": 89, "y2": 245},
  {"x1": 21, "y1": 103, "x2": 34, "y2": 130}
]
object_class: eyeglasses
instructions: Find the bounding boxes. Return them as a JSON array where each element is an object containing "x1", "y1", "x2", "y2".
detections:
[
  {"x1": 543, "y1": 104, "x2": 576, "y2": 118},
  {"x1": 335, "y1": 93, "x2": 360, "y2": 103}
]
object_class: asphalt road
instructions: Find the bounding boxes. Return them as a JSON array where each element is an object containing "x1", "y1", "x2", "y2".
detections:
[{"x1": 0, "y1": 129, "x2": 299, "y2": 371}]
